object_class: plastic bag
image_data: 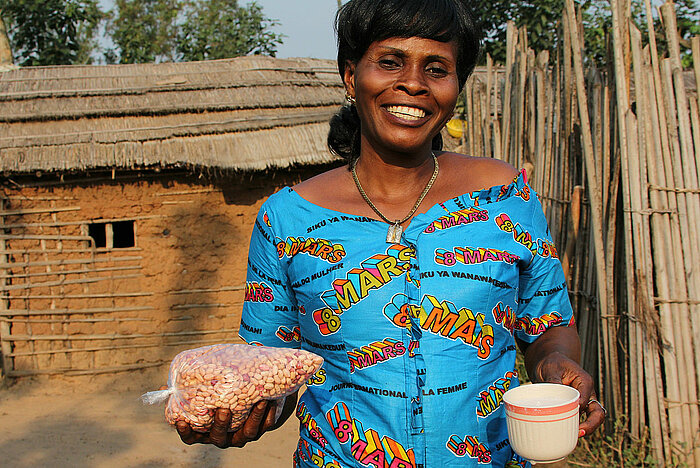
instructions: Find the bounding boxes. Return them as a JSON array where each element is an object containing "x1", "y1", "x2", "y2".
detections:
[{"x1": 141, "y1": 343, "x2": 324, "y2": 432}]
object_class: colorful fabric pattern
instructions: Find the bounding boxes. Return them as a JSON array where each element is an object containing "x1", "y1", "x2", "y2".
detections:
[{"x1": 239, "y1": 171, "x2": 575, "y2": 467}]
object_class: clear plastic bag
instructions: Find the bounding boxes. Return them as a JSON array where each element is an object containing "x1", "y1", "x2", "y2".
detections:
[{"x1": 141, "y1": 344, "x2": 323, "y2": 432}]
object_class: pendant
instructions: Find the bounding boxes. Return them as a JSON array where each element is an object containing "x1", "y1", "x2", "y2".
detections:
[{"x1": 386, "y1": 221, "x2": 403, "y2": 244}]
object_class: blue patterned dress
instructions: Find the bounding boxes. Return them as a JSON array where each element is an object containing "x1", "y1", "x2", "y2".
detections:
[{"x1": 239, "y1": 171, "x2": 574, "y2": 467}]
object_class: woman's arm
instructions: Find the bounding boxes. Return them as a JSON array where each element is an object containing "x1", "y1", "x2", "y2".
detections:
[{"x1": 517, "y1": 326, "x2": 605, "y2": 436}]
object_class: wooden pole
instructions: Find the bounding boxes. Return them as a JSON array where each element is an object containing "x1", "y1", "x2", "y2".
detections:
[
  {"x1": 0, "y1": 200, "x2": 12, "y2": 378},
  {"x1": 659, "y1": 53, "x2": 696, "y2": 458},
  {"x1": 564, "y1": 0, "x2": 612, "y2": 407},
  {"x1": 501, "y1": 22, "x2": 517, "y2": 165},
  {"x1": 0, "y1": 13, "x2": 12, "y2": 65},
  {"x1": 630, "y1": 27, "x2": 667, "y2": 459}
]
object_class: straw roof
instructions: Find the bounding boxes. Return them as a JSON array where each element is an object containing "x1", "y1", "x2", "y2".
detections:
[{"x1": 0, "y1": 56, "x2": 344, "y2": 173}]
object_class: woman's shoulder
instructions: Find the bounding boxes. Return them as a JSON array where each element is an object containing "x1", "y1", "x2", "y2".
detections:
[
  {"x1": 291, "y1": 166, "x2": 357, "y2": 205},
  {"x1": 438, "y1": 152, "x2": 520, "y2": 194}
]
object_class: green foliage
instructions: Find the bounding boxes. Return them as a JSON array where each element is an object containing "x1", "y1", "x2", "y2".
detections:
[
  {"x1": 107, "y1": 0, "x2": 182, "y2": 63},
  {"x1": 177, "y1": 0, "x2": 283, "y2": 61},
  {"x1": 107, "y1": 0, "x2": 282, "y2": 63},
  {"x1": 655, "y1": 0, "x2": 700, "y2": 68},
  {"x1": 471, "y1": 0, "x2": 564, "y2": 63},
  {"x1": 0, "y1": 0, "x2": 103, "y2": 66},
  {"x1": 582, "y1": 0, "x2": 699, "y2": 68}
]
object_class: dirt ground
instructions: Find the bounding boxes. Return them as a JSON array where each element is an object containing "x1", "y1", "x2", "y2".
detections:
[
  {"x1": 0, "y1": 368, "x2": 300, "y2": 468},
  {"x1": 0, "y1": 368, "x2": 570, "y2": 468}
]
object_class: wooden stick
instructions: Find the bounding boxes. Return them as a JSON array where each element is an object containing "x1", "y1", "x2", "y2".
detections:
[
  {"x1": 0, "y1": 274, "x2": 142, "y2": 292},
  {"x1": 0, "y1": 248, "x2": 142, "y2": 255},
  {"x1": 565, "y1": 0, "x2": 611, "y2": 404},
  {"x1": 167, "y1": 286, "x2": 245, "y2": 295},
  {"x1": 659, "y1": 54, "x2": 696, "y2": 457},
  {"x1": 0, "y1": 234, "x2": 95, "y2": 242},
  {"x1": 484, "y1": 55, "x2": 493, "y2": 160},
  {"x1": 0, "y1": 215, "x2": 165, "y2": 230},
  {"x1": 6, "y1": 361, "x2": 167, "y2": 377},
  {"x1": 1, "y1": 317, "x2": 151, "y2": 324},
  {"x1": 7, "y1": 336, "x2": 238, "y2": 358},
  {"x1": 0, "y1": 208, "x2": 13, "y2": 377},
  {"x1": 0, "y1": 265, "x2": 141, "y2": 280},
  {"x1": 4, "y1": 292, "x2": 154, "y2": 300},
  {"x1": 0, "y1": 207, "x2": 81, "y2": 216},
  {"x1": 501, "y1": 22, "x2": 517, "y2": 164},
  {"x1": 643, "y1": 43, "x2": 682, "y2": 461},
  {"x1": 6, "y1": 328, "x2": 240, "y2": 341},
  {"x1": 0, "y1": 256, "x2": 142, "y2": 269},
  {"x1": 690, "y1": 98, "x2": 700, "y2": 184},
  {"x1": 155, "y1": 188, "x2": 221, "y2": 197},
  {"x1": 0, "y1": 306, "x2": 154, "y2": 317},
  {"x1": 631, "y1": 27, "x2": 664, "y2": 453}
]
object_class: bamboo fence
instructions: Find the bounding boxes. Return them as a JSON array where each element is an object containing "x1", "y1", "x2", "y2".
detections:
[{"x1": 460, "y1": 1, "x2": 699, "y2": 464}]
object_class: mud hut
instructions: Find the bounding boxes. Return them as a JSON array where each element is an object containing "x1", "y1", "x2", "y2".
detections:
[{"x1": 0, "y1": 56, "x2": 344, "y2": 377}]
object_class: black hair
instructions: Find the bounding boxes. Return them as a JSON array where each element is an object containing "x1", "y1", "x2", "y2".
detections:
[{"x1": 327, "y1": 0, "x2": 482, "y2": 165}]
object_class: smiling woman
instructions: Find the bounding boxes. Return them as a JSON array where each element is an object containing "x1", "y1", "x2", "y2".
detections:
[{"x1": 170, "y1": 0, "x2": 605, "y2": 466}]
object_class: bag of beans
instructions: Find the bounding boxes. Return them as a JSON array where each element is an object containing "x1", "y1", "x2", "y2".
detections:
[{"x1": 141, "y1": 343, "x2": 324, "y2": 432}]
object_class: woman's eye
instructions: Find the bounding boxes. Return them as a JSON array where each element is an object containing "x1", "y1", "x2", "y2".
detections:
[
  {"x1": 427, "y1": 65, "x2": 448, "y2": 77},
  {"x1": 379, "y1": 58, "x2": 400, "y2": 69}
]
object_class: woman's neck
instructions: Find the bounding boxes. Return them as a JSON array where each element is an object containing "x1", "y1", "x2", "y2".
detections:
[{"x1": 353, "y1": 147, "x2": 437, "y2": 201}]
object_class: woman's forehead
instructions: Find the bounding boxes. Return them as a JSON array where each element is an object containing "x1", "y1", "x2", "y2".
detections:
[{"x1": 364, "y1": 37, "x2": 458, "y2": 60}]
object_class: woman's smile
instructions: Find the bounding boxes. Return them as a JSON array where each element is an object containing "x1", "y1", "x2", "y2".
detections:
[{"x1": 385, "y1": 105, "x2": 428, "y2": 121}]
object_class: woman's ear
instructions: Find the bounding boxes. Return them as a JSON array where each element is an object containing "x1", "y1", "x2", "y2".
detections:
[{"x1": 343, "y1": 60, "x2": 356, "y2": 98}]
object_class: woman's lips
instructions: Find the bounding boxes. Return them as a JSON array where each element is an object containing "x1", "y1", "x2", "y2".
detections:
[{"x1": 385, "y1": 105, "x2": 427, "y2": 121}]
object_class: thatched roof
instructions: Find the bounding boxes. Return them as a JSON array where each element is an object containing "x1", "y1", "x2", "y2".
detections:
[{"x1": 0, "y1": 56, "x2": 344, "y2": 173}]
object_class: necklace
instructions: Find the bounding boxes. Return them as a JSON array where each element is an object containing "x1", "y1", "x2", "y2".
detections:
[{"x1": 351, "y1": 152, "x2": 439, "y2": 243}]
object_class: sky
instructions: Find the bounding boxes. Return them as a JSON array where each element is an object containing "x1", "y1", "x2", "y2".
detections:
[
  {"x1": 98, "y1": 0, "x2": 341, "y2": 60},
  {"x1": 255, "y1": 0, "x2": 340, "y2": 59}
]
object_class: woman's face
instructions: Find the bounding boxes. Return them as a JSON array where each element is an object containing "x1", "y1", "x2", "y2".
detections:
[{"x1": 344, "y1": 36, "x2": 460, "y2": 158}]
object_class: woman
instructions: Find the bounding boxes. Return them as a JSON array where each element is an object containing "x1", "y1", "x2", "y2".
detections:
[{"x1": 174, "y1": 0, "x2": 605, "y2": 465}]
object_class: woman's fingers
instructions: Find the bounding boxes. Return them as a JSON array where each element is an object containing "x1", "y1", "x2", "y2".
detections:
[
  {"x1": 209, "y1": 408, "x2": 233, "y2": 448},
  {"x1": 231, "y1": 401, "x2": 269, "y2": 447},
  {"x1": 174, "y1": 402, "x2": 274, "y2": 449},
  {"x1": 579, "y1": 397, "x2": 606, "y2": 436},
  {"x1": 175, "y1": 420, "x2": 204, "y2": 445},
  {"x1": 261, "y1": 399, "x2": 280, "y2": 434}
]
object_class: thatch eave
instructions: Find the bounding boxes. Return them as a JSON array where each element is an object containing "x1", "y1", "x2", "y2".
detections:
[{"x1": 0, "y1": 56, "x2": 345, "y2": 173}]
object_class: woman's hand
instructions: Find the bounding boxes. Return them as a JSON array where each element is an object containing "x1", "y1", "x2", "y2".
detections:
[
  {"x1": 173, "y1": 391, "x2": 299, "y2": 449},
  {"x1": 519, "y1": 326, "x2": 605, "y2": 437},
  {"x1": 533, "y1": 350, "x2": 606, "y2": 437}
]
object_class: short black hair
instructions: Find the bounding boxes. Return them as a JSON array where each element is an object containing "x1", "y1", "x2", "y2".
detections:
[{"x1": 335, "y1": 0, "x2": 481, "y2": 90}]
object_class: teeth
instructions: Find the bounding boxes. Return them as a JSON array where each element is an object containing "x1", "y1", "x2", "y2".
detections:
[{"x1": 386, "y1": 105, "x2": 426, "y2": 120}]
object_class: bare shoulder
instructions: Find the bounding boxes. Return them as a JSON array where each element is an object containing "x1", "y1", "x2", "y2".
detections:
[
  {"x1": 439, "y1": 152, "x2": 519, "y2": 193},
  {"x1": 292, "y1": 166, "x2": 355, "y2": 203}
]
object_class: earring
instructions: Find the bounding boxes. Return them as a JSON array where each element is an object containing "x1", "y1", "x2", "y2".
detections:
[{"x1": 345, "y1": 92, "x2": 356, "y2": 106}]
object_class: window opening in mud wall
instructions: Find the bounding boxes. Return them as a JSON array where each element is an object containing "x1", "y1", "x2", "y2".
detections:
[{"x1": 87, "y1": 220, "x2": 135, "y2": 249}]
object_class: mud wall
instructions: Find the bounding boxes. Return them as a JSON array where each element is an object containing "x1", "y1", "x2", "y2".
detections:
[{"x1": 0, "y1": 167, "x2": 328, "y2": 376}]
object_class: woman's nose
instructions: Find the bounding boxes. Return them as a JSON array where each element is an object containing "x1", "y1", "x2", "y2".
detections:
[{"x1": 394, "y1": 65, "x2": 428, "y2": 96}]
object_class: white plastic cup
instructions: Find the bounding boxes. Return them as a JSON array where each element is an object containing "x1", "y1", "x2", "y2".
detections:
[{"x1": 502, "y1": 383, "x2": 580, "y2": 464}]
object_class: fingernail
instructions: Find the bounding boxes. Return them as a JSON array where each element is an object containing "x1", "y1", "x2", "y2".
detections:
[
  {"x1": 257, "y1": 401, "x2": 266, "y2": 409},
  {"x1": 579, "y1": 429, "x2": 585, "y2": 437}
]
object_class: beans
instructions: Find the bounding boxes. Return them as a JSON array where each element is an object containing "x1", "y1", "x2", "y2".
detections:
[{"x1": 163, "y1": 344, "x2": 323, "y2": 432}]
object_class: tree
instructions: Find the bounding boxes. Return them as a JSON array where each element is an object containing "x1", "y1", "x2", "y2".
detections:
[
  {"x1": 177, "y1": 0, "x2": 283, "y2": 61},
  {"x1": 107, "y1": 0, "x2": 182, "y2": 63},
  {"x1": 0, "y1": 0, "x2": 103, "y2": 66},
  {"x1": 0, "y1": 13, "x2": 13, "y2": 64},
  {"x1": 471, "y1": 0, "x2": 564, "y2": 63},
  {"x1": 108, "y1": 0, "x2": 283, "y2": 63}
]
